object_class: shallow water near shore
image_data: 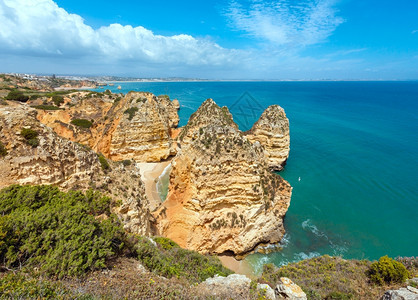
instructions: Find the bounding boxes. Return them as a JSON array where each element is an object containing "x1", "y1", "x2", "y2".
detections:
[{"x1": 95, "y1": 81, "x2": 418, "y2": 275}]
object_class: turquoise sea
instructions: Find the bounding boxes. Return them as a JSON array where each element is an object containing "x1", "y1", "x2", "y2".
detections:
[{"x1": 95, "y1": 81, "x2": 418, "y2": 273}]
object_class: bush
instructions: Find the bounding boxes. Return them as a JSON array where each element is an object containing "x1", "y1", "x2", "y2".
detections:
[
  {"x1": 32, "y1": 105, "x2": 62, "y2": 111},
  {"x1": 122, "y1": 159, "x2": 132, "y2": 167},
  {"x1": 20, "y1": 128, "x2": 39, "y2": 148},
  {"x1": 124, "y1": 107, "x2": 139, "y2": 121},
  {"x1": 71, "y1": 119, "x2": 93, "y2": 129},
  {"x1": 98, "y1": 154, "x2": 110, "y2": 171},
  {"x1": 0, "y1": 185, "x2": 125, "y2": 278},
  {"x1": 5, "y1": 90, "x2": 29, "y2": 102},
  {"x1": 51, "y1": 95, "x2": 64, "y2": 106},
  {"x1": 368, "y1": 255, "x2": 410, "y2": 285},
  {"x1": 135, "y1": 236, "x2": 232, "y2": 283},
  {"x1": 0, "y1": 141, "x2": 7, "y2": 157}
]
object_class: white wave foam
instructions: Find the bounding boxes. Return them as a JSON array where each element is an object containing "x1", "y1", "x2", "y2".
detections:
[
  {"x1": 302, "y1": 219, "x2": 327, "y2": 238},
  {"x1": 294, "y1": 251, "x2": 320, "y2": 261}
]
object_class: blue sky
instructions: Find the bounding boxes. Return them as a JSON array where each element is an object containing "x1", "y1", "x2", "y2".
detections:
[{"x1": 0, "y1": 0, "x2": 417, "y2": 79}]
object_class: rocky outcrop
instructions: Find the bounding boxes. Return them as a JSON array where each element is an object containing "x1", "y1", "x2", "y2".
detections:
[
  {"x1": 275, "y1": 277, "x2": 307, "y2": 300},
  {"x1": 198, "y1": 274, "x2": 276, "y2": 300},
  {"x1": 245, "y1": 105, "x2": 290, "y2": 171},
  {"x1": 0, "y1": 102, "x2": 150, "y2": 235},
  {"x1": 154, "y1": 99, "x2": 292, "y2": 255},
  {"x1": 381, "y1": 286, "x2": 418, "y2": 300},
  {"x1": 36, "y1": 91, "x2": 180, "y2": 163},
  {"x1": 178, "y1": 98, "x2": 238, "y2": 145}
]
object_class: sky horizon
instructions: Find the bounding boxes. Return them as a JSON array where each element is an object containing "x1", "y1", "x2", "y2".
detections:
[{"x1": 0, "y1": 0, "x2": 417, "y2": 80}]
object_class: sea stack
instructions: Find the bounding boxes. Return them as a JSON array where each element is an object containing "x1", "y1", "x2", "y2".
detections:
[
  {"x1": 153, "y1": 99, "x2": 292, "y2": 255},
  {"x1": 245, "y1": 105, "x2": 290, "y2": 171}
]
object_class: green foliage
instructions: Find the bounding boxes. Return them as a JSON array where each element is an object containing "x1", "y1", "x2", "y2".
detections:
[
  {"x1": 71, "y1": 118, "x2": 93, "y2": 129},
  {"x1": 98, "y1": 154, "x2": 110, "y2": 171},
  {"x1": 122, "y1": 159, "x2": 132, "y2": 167},
  {"x1": 0, "y1": 141, "x2": 7, "y2": 157},
  {"x1": 135, "y1": 236, "x2": 232, "y2": 283},
  {"x1": 124, "y1": 107, "x2": 139, "y2": 121},
  {"x1": 260, "y1": 256, "x2": 378, "y2": 300},
  {"x1": 51, "y1": 95, "x2": 64, "y2": 106},
  {"x1": 104, "y1": 89, "x2": 112, "y2": 95},
  {"x1": 5, "y1": 90, "x2": 29, "y2": 102},
  {"x1": 0, "y1": 185, "x2": 125, "y2": 278},
  {"x1": 368, "y1": 255, "x2": 410, "y2": 285},
  {"x1": 20, "y1": 128, "x2": 39, "y2": 148},
  {"x1": 0, "y1": 273, "x2": 92, "y2": 299},
  {"x1": 32, "y1": 105, "x2": 63, "y2": 111},
  {"x1": 30, "y1": 94, "x2": 40, "y2": 100}
]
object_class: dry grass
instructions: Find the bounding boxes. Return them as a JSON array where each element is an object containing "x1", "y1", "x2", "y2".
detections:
[{"x1": 260, "y1": 255, "x2": 412, "y2": 300}]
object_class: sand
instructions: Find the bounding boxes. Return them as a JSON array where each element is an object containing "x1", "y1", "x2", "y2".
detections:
[
  {"x1": 218, "y1": 255, "x2": 256, "y2": 279},
  {"x1": 137, "y1": 161, "x2": 171, "y2": 211}
]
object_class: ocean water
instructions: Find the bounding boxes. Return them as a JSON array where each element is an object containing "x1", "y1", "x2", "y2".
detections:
[{"x1": 95, "y1": 81, "x2": 418, "y2": 273}]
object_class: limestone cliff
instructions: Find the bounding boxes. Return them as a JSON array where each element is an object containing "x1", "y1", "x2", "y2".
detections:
[
  {"x1": 36, "y1": 91, "x2": 180, "y2": 163},
  {"x1": 178, "y1": 98, "x2": 238, "y2": 145},
  {"x1": 0, "y1": 102, "x2": 150, "y2": 235},
  {"x1": 154, "y1": 99, "x2": 292, "y2": 255},
  {"x1": 245, "y1": 105, "x2": 290, "y2": 171}
]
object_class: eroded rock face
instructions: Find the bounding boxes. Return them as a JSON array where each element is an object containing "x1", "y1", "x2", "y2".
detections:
[
  {"x1": 178, "y1": 98, "x2": 238, "y2": 145},
  {"x1": 154, "y1": 99, "x2": 291, "y2": 255},
  {"x1": 245, "y1": 105, "x2": 290, "y2": 171},
  {"x1": 0, "y1": 103, "x2": 150, "y2": 235},
  {"x1": 37, "y1": 91, "x2": 179, "y2": 163}
]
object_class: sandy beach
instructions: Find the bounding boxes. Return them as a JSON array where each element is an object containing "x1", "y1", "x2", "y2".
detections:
[
  {"x1": 218, "y1": 255, "x2": 255, "y2": 279},
  {"x1": 137, "y1": 161, "x2": 171, "y2": 211}
]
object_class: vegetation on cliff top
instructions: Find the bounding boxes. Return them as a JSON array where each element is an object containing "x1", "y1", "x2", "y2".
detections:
[
  {"x1": 260, "y1": 255, "x2": 416, "y2": 300},
  {"x1": 71, "y1": 118, "x2": 93, "y2": 129},
  {"x1": 0, "y1": 185, "x2": 233, "y2": 298}
]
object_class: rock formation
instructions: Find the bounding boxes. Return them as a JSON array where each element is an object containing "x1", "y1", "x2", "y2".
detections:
[
  {"x1": 245, "y1": 105, "x2": 290, "y2": 171},
  {"x1": 154, "y1": 99, "x2": 292, "y2": 255},
  {"x1": 0, "y1": 102, "x2": 150, "y2": 235},
  {"x1": 36, "y1": 91, "x2": 180, "y2": 163}
]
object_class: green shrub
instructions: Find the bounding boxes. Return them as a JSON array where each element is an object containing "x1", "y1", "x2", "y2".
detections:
[
  {"x1": 0, "y1": 141, "x2": 7, "y2": 157},
  {"x1": 98, "y1": 154, "x2": 110, "y2": 171},
  {"x1": 135, "y1": 236, "x2": 232, "y2": 283},
  {"x1": 0, "y1": 185, "x2": 125, "y2": 278},
  {"x1": 5, "y1": 90, "x2": 29, "y2": 102},
  {"x1": 368, "y1": 255, "x2": 410, "y2": 285},
  {"x1": 30, "y1": 94, "x2": 40, "y2": 100},
  {"x1": 32, "y1": 105, "x2": 62, "y2": 111},
  {"x1": 71, "y1": 119, "x2": 93, "y2": 129},
  {"x1": 124, "y1": 107, "x2": 139, "y2": 121},
  {"x1": 122, "y1": 159, "x2": 132, "y2": 167},
  {"x1": 20, "y1": 128, "x2": 39, "y2": 148},
  {"x1": 51, "y1": 95, "x2": 64, "y2": 106}
]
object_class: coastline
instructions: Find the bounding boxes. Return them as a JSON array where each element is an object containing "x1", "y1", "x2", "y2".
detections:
[
  {"x1": 218, "y1": 255, "x2": 255, "y2": 279},
  {"x1": 136, "y1": 161, "x2": 171, "y2": 211}
]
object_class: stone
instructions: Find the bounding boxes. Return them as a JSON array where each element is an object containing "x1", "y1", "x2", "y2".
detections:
[
  {"x1": 275, "y1": 277, "x2": 307, "y2": 300},
  {"x1": 36, "y1": 91, "x2": 180, "y2": 163},
  {"x1": 380, "y1": 287, "x2": 418, "y2": 300},
  {"x1": 153, "y1": 99, "x2": 292, "y2": 255},
  {"x1": 246, "y1": 105, "x2": 290, "y2": 171},
  {"x1": 257, "y1": 283, "x2": 277, "y2": 300},
  {"x1": 0, "y1": 102, "x2": 151, "y2": 236}
]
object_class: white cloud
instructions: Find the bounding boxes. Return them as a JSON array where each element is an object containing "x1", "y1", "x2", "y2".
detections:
[
  {"x1": 0, "y1": 0, "x2": 241, "y2": 66},
  {"x1": 412, "y1": 30, "x2": 418, "y2": 34},
  {"x1": 225, "y1": 0, "x2": 344, "y2": 47}
]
